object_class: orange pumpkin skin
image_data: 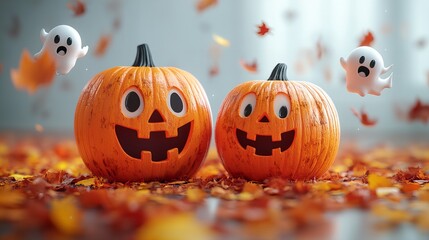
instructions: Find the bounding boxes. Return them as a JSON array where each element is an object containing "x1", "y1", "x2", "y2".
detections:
[
  {"x1": 75, "y1": 44, "x2": 212, "y2": 182},
  {"x1": 215, "y1": 64, "x2": 340, "y2": 181}
]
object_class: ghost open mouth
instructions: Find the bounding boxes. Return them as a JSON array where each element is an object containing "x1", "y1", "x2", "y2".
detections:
[
  {"x1": 358, "y1": 66, "x2": 370, "y2": 77},
  {"x1": 236, "y1": 128, "x2": 295, "y2": 156},
  {"x1": 56, "y1": 46, "x2": 68, "y2": 56},
  {"x1": 115, "y1": 122, "x2": 192, "y2": 162}
]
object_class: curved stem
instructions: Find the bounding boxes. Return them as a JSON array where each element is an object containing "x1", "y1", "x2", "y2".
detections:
[
  {"x1": 132, "y1": 43, "x2": 155, "y2": 67},
  {"x1": 267, "y1": 63, "x2": 288, "y2": 81}
]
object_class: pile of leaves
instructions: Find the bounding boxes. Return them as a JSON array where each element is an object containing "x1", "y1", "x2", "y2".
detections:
[{"x1": 0, "y1": 135, "x2": 429, "y2": 239}]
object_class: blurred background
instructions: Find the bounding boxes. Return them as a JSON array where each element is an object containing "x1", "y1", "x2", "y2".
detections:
[{"x1": 0, "y1": 0, "x2": 428, "y2": 146}]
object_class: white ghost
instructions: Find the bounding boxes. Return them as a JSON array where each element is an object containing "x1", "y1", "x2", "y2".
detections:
[
  {"x1": 35, "y1": 25, "x2": 88, "y2": 75},
  {"x1": 340, "y1": 46, "x2": 393, "y2": 96}
]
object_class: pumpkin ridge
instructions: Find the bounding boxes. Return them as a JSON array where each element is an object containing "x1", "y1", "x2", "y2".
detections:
[{"x1": 289, "y1": 82, "x2": 305, "y2": 179}]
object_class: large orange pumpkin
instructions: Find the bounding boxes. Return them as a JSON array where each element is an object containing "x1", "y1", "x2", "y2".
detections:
[
  {"x1": 215, "y1": 63, "x2": 340, "y2": 181},
  {"x1": 75, "y1": 44, "x2": 212, "y2": 182}
]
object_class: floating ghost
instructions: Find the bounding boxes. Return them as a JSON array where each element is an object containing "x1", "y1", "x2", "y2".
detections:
[
  {"x1": 35, "y1": 25, "x2": 88, "y2": 75},
  {"x1": 340, "y1": 46, "x2": 393, "y2": 96}
]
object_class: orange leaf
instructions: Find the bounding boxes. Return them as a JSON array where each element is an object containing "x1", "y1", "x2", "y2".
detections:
[
  {"x1": 408, "y1": 99, "x2": 429, "y2": 124},
  {"x1": 401, "y1": 182, "x2": 420, "y2": 194},
  {"x1": 196, "y1": 0, "x2": 218, "y2": 13},
  {"x1": 351, "y1": 107, "x2": 377, "y2": 127},
  {"x1": 256, "y1": 21, "x2": 270, "y2": 36},
  {"x1": 359, "y1": 31, "x2": 374, "y2": 46},
  {"x1": 240, "y1": 59, "x2": 258, "y2": 73},
  {"x1": 94, "y1": 34, "x2": 112, "y2": 57},
  {"x1": 67, "y1": 0, "x2": 86, "y2": 17},
  {"x1": 368, "y1": 174, "x2": 393, "y2": 190},
  {"x1": 10, "y1": 50, "x2": 56, "y2": 94}
]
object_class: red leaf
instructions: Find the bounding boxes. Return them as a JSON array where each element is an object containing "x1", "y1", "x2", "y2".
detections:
[
  {"x1": 408, "y1": 99, "x2": 429, "y2": 124},
  {"x1": 256, "y1": 21, "x2": 270, "y2": 36},
  {"x1": 94, "y1": 34, "x2": 112, "y2": 57},
  {"x1": 239, "y1": 59, "x2": 257, "y2": 73},
  {"x1": 67, "y1": 0, "x2": 86, "y2": 17},
  {"x1": 196, "y1": 0, "x2": 218, "y2": 13},
  {"x1": 351, "y1": 107, "x2": 377, "y2": 126},
  {"x1": 209, "y1": 65, "x2": 219, "y2": 77},
  {"x1": 10, "y1": 49, "x2": 56, "y2": 94},
  {"x1": 359, "y1": 31, "x2": 374, "y2": 47}
]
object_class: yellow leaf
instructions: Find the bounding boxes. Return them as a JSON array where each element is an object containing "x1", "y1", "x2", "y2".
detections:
[
  {"x1": 212, "y1": 34, "x2": 230, "y2": 47},
  {"x1": 186, "y1": 188, "x2": 206, "y2": 203},
  {"x1": 368, "y1": 174, "x2": 393, "y2": 190},
  {"x1": 50, "y1": 197, "x2": 81, "y2": 235},
  {"x1": 136, "y1": 213, "x2": 214, "y2": 240},
  {"x1": 371, "y1": 204, "x2": 412, "y2": 223},
  {"x1": 76, "y1": 178, "x2": 95, "y2": 187},
  {"x1": 0, "y1": 187, "x2": 25, "y2": 207},
  {"x1": 9, "y1": 173, "x2": 33, "y2": 181}
]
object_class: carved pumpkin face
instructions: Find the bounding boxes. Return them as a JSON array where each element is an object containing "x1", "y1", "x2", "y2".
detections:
[
  {"x1": 75, "y1": 44, "x2": 212, "y2": 182},
  {"x1": 215, "y1": 64, "x2": 340, "y2": 181}
]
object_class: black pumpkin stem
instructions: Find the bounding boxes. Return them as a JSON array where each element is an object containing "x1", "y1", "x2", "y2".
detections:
[
  {"x1": 132, "y1": 44, "x2": 155, "y2": 67},
  {"x1": 267, "y1": 63, "x2": 288, "y2": 81}
]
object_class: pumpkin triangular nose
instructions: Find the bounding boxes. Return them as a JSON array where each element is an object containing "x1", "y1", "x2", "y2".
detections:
[
  {"x1": 149, "y1": 110, "x2": 165, "y2": 123},
  {"x1": 259, "y1": 115, "x2": 270, "y2": 123}
]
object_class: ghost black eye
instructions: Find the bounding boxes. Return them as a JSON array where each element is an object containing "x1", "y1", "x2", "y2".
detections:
[
  {"x1": 359, "y1": 56, "x2": 365, "y2": 64},
  {"x1": 54, "y1": 35, "x2": 60, "y2": 44},
  {"x1": 67, "y1": 37, "x2": 72, "y2": 46},
  {"x1": 370, "y1": 60, "x2": 376, "y2": 68}
]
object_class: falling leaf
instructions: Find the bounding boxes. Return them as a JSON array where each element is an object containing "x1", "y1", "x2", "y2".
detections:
[
  {"x1": 196, "y1": 0, "x2": 218, "y2": 13},
  {"x1": 368, "y1": 174, "x2": 393, "y2": 190},
  {"x1": 408, "y1": 99, "x2": 429, "y2": 124},
  {"x1": 256, "y1": 21, "x2": 270, "y2": 36},
  {"x1": 323, "y1": 67, "x2": 332, "y2": 82},
  {"x1": 212, "y1": 34, "x2": 230, "y2": 47},
  {"x1": 35, "y1": 124, "x2": 44, "y2": 132},
  {"x1": 10, "y1": 50, "x2": 56, "y2": 94},
  {"x1": 8, "y1": 15, "x2": 20, "y2": 38},
  {"x1": 94, "y1": 34, "x2": 112, "y2": 57},
  {"x1": 50, "y1": 197, "x2": 82, "y2": 235},
  {"x1": 0, "y1": 63, "x2": 3, "y2": 74},
  {"x1": 209, "y1": 64, "x2": 219, "y2": 77},
  {"x1": 240, "y1": 59, "x2": 258, "y2": 73},
  {"x1": 416, "y1": 38, "x2": 427, "y2": 49},
  {"x1": 67, "y1": 0, "x2": 86, "y2": 16},
  {"x1": 351, "y1": 107, "x2": 377, "y2": 127},
  {"x1": 359, "y1": 31, "x2": 374, "y2": 47},
  {"x1": 113, "y1": 17, "x2": 122, "y2": 31},
  {"x1": 136, "y1": 213, "x2": 214, "y2": 240},
  {"x1": 316, "y1": 38, "x2": 326, "y2": 60},
  {"x1": 284, "y1": 9, "x2": 297, "y2": 22}
]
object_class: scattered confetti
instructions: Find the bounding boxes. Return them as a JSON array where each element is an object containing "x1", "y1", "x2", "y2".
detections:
[
  {"x1": 94, "y1": 34, "x2": 112, "y2": 57},
  {"x1": 10, "y1": 49, "x2": 56, "y2": 94},
  {"x1": 196, "y1": 0, "x2": 218, "y2": 13},
  {"x1": 351, "y1": 107, "x2": 378, "y2": 127},
  {"x1": 239, "y1": 59, "x2": 257, "y2": 73},
  {"x1": 212, "y1": 34, "x2": 230, "y2": 47},
  {"x1": 256, "y1": 21, "x2": 270, "y2": 36},
  {"x1": 67, "y1": 0, "x2": 86, "y2": 17},
  {"x1": 359, "y1": 31, "x2": 374, "y2": 47}
]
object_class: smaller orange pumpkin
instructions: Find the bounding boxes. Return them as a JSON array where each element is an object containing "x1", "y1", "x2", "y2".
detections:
[
  {"x1": 74, "y1": 44, "x2": 212, "y2": 182},
  {"x1": 215, "y1": 63, "x2": 340, "y2": 181}
]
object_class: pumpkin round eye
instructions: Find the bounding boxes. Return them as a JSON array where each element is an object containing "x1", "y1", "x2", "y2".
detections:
[
  {"x1": 54, "y1": 35, "x2": 60, "y2": 44},
  {"x1": 167, "y1": 89, "x2": 187, "y2": 117},
  {"x1": 67, "y1": 37, "x2": 72, "y2": 46},
  {"x1": 273, "y1": 94, "x2": 291, "y2": 119},
  {"x1": 121, "y1": 87, "x2": 144, "y2": 118},
  {"x1": 239, "y1": 93, "x2": 256, "y2": 118}
]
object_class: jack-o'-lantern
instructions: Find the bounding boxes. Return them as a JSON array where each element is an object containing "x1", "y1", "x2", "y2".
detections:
[
  {"x1": 215, "y1": 63, "x2": 340, "y2": 181},
  {"x1": 75, "y1": 44, "x2": 212, "y2": 182}
]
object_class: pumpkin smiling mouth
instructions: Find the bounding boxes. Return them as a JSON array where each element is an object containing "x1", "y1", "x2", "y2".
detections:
[
  {"x1": 236, "y1": 128, "x2": 295, "y2": 156},
  {"x1": 115, "y1": 122, "x2": 192, "y2": 162}
]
